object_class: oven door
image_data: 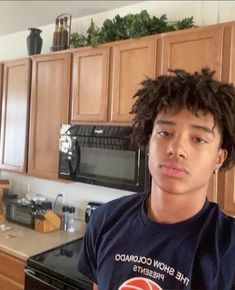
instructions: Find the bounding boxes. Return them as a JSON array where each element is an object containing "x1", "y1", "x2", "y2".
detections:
[{"x1": 24, "y1": 266, "x2": 80, "y2": 290}]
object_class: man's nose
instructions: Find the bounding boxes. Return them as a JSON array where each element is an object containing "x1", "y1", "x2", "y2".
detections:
[{"x1": 166, "y1": 136, "x2": 188, "y2": 159}]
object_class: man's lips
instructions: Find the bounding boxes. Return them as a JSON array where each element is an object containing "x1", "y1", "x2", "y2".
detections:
[{"x1": 159, "y1": 161, "x2": 189, "y2": 178}]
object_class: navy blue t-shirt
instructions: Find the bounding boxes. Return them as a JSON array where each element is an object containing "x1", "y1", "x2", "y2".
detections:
[{"x1": 78, "y1": 193, "x2": 235, "y2": 289}]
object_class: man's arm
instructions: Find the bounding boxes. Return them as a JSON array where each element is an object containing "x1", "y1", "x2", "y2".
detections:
[{"x1": 93, "y1": 283, "x2": 98, "y2": 290}]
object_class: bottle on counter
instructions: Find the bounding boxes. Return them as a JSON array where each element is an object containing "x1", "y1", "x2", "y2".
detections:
[
  {"x1": 58, "y1": 18, "x2": 64, "y2": 50},
  {"x1": 63, "y1": 16, "x2": 69, "y2": 49},
  {"x1": 52, "y1": 17, "x2": 59, "y2": 51},
  {"x1": 61, "y1": 205, "x2": 69, "y2": 231},
  {"x1": 67, "y1": 206, "x2": 76, "y2": 232}
]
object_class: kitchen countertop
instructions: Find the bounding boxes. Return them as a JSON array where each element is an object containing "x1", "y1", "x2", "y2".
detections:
[{"x1": 0, "y1": 219, "x2": 83, "y2": 261}]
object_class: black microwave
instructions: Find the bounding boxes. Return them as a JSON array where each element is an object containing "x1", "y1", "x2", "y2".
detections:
[{"x1": 58, "y1": 124, "x2": 150, "y2": 192}]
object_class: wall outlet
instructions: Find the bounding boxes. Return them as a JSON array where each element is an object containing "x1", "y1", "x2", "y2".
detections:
[{"x1": 57, "y1": 193, "x2": 65, "y2": 205}]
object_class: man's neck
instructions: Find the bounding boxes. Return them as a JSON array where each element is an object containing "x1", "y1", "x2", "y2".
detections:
[{"x1": 147, "y1": 185, "x2": 207, "y2": 224}]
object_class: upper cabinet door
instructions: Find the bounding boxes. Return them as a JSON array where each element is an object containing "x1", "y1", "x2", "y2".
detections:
[
  {"x1": 0, "y1": 59, "x2": 31, "y2": 172},
  {"x1": 206, "y1": 174, "x2": 218, "y2": 203},
  {"x1": 110, "y1": 37, "x2": 157, "y2": 123},
  {"x1": 160, "y1": 26, "x2": 223, "y2": 79},
  {"x1": 28, "y1": 52, "x2": 71, "y2": 180},
  {"x1": 71, "y1": 47, "x2": 110, "y2": 123},
  {"x1": 218, "y1": 24, "x2": 235, "y2": 216},
  {"x1": 219, "y1": 169, "x2": 235, "y2": 216}
]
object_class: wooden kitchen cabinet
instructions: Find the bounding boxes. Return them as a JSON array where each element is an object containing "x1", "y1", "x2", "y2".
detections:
[
  {"x1": 110, "y1": 37, "x2": 157, "y2": 123},
  {"x1": 216, "y1": 23, "x2": 235, "y2": 216},
  {"x1": 218, "y1": 169, "x2": 235, "y2": 216},
  {"x1": 71, "y1": 36, "x2": 157, "y2": 124},
  {"x1": 0, "y1": 58, "x2": 31, "y2": 172},
  {"x1": 28, "y1": 52, "x2": 71, "y2": 180},
  {"x1": 0, "y1": 251, "x2": 25, "y2": 290},
  {"x1": 159, "y1": 25, "x2": 224, "y2": 78},
  {"x1": 71, "y1": 46, "x2": 110, "y2": 123}
]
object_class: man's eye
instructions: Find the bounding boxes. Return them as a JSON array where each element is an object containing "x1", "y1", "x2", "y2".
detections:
[
  {"x1": 194, "y1": 137, "x2": 207, "y2": 144},
  {"x1": 157, "y1": 131, "x2": 171, "y2": 137}
]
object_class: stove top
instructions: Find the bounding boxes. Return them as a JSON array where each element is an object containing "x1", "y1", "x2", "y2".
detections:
[{"x1": 27, "y1": 237, "x2": 92, "y2": 289}]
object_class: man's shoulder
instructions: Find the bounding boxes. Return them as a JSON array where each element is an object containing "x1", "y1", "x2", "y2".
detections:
[
  {"x1": 97, "y1": 192, "x2": 146, "y2": 215},
  {"x1": 221, "y1": 211, "x2": 235, "y2": 233},
  {"x1": 90, "y1": 192, "x2": 147, "y2": 226},
  {"x1": 208, "y1": 202, "x2": 235, "y2": 225},
  {"x1": 106, "y1": 192, "x2": 146, "y2": 207},
  {"x1": 208, "y1": 203, "x2": 235, "y2": 244},
  {"x1": 215, "y1": 205, "x2": 235, "y2": 224}
]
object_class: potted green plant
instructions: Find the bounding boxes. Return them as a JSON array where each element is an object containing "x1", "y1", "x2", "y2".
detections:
[{"x1": 70, "y1": 10, "x2": 195, "y2": 48}]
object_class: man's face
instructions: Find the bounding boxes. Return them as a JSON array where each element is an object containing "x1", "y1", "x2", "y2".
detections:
[{"x1": 148, "y1": 108, "x2": 227, "y2": 196}]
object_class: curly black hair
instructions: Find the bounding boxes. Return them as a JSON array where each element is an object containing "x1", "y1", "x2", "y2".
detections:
[{"x1": 131, "y1": 68, "x2": 235, "y2": 171}]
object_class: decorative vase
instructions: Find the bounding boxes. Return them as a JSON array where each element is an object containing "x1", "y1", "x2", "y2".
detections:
[{"x1": 27, "y1": 28, "x2": 43, "y2": 55}]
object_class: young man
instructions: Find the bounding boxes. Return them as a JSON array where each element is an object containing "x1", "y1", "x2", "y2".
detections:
[{"x1": 78, "y1": 68, "x2": 235, "y2": 290}]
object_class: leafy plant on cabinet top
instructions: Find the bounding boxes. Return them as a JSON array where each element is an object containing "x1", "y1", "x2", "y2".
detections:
[{"x1": 70, "y1": 10, "x2": 195, "y2": 48}]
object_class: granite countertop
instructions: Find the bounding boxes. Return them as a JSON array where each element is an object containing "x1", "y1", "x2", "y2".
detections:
[{"x1": 0, "y1": 219, "x2": 83, "y2": 261}]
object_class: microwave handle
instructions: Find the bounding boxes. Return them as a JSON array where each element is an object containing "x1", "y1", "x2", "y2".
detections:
[
  {"x1": 68, "y1": 139, "x2": 80, "y2": 177},
  {"x1": 137, "y1": 148, "x2": 141, "y2": 169}
]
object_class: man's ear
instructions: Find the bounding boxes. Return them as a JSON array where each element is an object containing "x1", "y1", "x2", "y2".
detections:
[{"x1": 216, "y1": 148, "x2": 228, "y2": 170}]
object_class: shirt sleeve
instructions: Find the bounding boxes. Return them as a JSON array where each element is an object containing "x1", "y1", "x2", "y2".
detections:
[{"x1": 77, "y1": 214, "x2": 98, "y2": 283}]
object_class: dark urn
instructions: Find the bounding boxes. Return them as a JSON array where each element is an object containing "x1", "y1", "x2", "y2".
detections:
[{"x1": 27, "y1": 28, "x2": 43, "y2": 55}]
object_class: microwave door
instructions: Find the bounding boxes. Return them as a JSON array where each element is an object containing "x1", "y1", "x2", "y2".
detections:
[{"x1": 77, "y1": 137, "x2": 139, "y2": 188}]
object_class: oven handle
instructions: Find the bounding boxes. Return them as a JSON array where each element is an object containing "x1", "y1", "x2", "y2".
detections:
[{"x1": 24, "y1": 268, "x2": 58, "y2": 289}]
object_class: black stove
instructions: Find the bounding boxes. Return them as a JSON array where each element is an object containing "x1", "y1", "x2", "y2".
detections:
[{"x1": 25, "y1": 237, "x2": 92, "y2": 290}]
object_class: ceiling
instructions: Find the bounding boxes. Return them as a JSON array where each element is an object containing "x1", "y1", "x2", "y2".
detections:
[{"x1": 0, "y1": 1, "x2": 142, "y2": 36}]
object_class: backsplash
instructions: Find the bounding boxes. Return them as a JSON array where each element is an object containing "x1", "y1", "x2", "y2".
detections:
[{"x1": 0, "y1": 171, "x2": 133, "y2": 232}]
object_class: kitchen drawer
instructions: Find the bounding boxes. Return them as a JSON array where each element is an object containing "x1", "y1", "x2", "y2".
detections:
[
  {"x1": 0, "y1": 273, "x2": 23, "y2": 290},
  {"x1": 0, "y1": 251, "x2": 25, "y2": 285}
]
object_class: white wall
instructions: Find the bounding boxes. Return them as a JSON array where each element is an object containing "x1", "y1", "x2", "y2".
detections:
[
  {"x1": 0, "y1": 171, "x2": 133, "y2": 232},
  {"x1": 1, "y1": 1, "x2": 235, "y2": 60},
  {"x1": 1, "y1": 0, "x2": 235, "y2": 229}
]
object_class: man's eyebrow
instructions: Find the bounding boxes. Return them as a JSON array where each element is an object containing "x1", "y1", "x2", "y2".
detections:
[
  {"x1": 154, "y1": 119, "x2": 215, "y2": 135},
  {"x1": 155, "y1": 119, "x2": 175, "y2": 126},
  {"x1": 191, "y1": 124, "x2": 214, "y2": 135}
]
